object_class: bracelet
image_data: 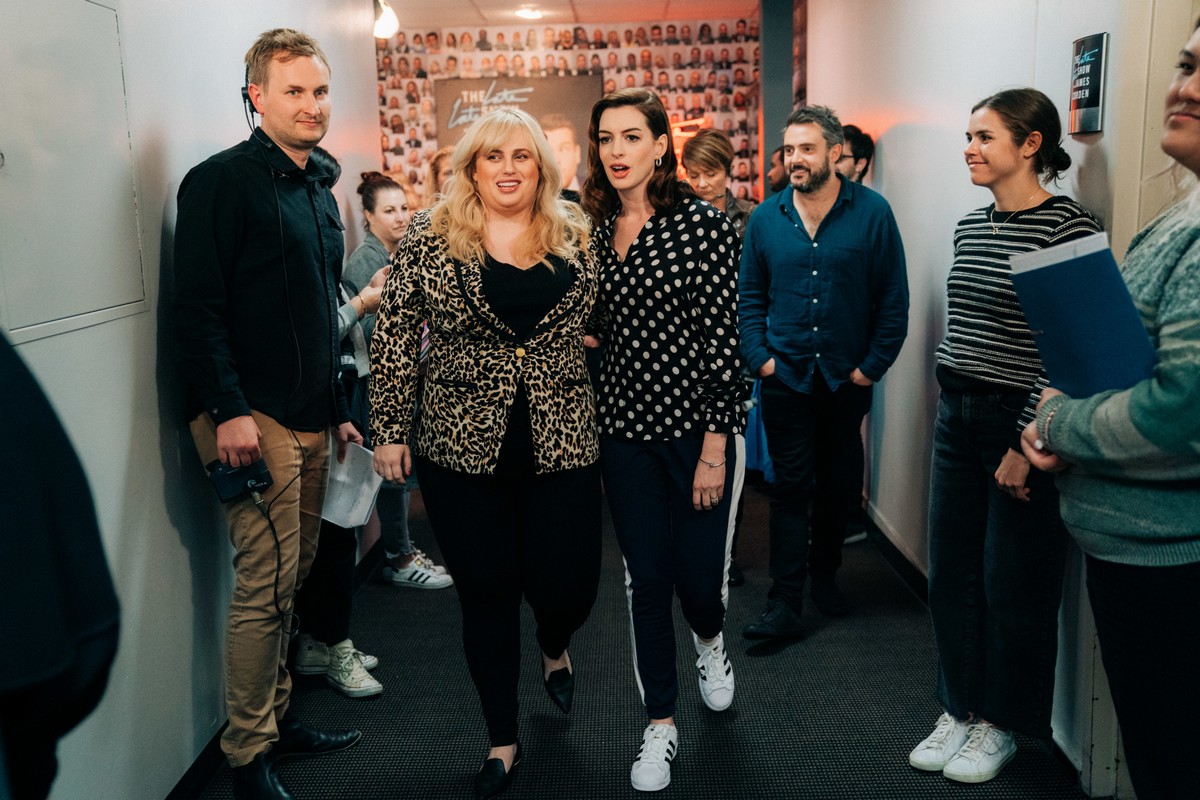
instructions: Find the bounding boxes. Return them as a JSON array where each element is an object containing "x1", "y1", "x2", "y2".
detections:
[
  {"x1": 1036, "y1": 394, "x2": 1067, "y2": 451},
  {"x1": 699, "y1": 457, "x2": 726, "y2": 468},
  {"x1": 352, "y1": 295, "x2": 364, "y2": 319},
  {"x1": 1040, "y1": 406, "x2": 1060, "y2": 450}
]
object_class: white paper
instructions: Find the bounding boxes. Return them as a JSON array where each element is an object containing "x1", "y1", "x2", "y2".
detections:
[{"x1": 321, "y1": 442, "x2": 384, "y2": 528}]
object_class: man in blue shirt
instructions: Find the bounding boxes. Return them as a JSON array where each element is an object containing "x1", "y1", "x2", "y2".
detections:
[{"x1": 739, "y1": 105, "x2": 908, "y2": 640}]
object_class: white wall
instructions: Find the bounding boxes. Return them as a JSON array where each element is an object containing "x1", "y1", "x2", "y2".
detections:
[
  {"x1": 4, "y1": 1, "x2": 380, "y2": 798},
  {"x1": 807, "y1": 0, "x2": 1174, "y2": 794}
]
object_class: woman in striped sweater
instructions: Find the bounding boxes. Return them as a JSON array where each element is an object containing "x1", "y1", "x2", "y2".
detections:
[{"x1": 907, "y1": 88, "x2": 1101, "y2": 784}]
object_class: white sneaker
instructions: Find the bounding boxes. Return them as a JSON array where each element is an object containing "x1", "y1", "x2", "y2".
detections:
[
  {"x1": 293, "y1": 633, "x2": 379, "y2": 673},
  {"x1": 630, "y1": 723, "x2": 677, "y2": 792},
  {"x1": 391, "y1": 558, "x2": 454, "y2": 589},
  {"x1": 326, "y1": 639, "x2": 384, "y2": 698},
  {"x1": 943, "y1": 722, "x2": 1016, "y2": 783},
  {"x1": 693, "y1": 632, "x2": 734, "y2": 711},
  {"x1": 293, "y1": 634, "x2": 328, "y2": 675},
  {"x1": 908, "y1": 712, "x2": 971, "y2": 771},
  {"x1": 411, "y1": 548, "x2": 448, "y2": 575},
  {"x1": 356, "y1": 649, "x2": 380, "y2": 671}
]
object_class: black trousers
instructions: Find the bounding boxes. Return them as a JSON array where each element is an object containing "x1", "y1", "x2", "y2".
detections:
[
  {"x1": 759, "y1": 372, "x2": 872, "y2": 609},
  {"x1": 1086, "y1": 555, "x2": 1200, "y2": 800},
  {"x1": 601, "y1": 433, "x2": 742, "y2": 720},
  {"x1": 292, "y1": 520, "x2": 357, "y2": 646},
  {"x1": 415, "y1": 453, "x2": 601, "y2": 746}
]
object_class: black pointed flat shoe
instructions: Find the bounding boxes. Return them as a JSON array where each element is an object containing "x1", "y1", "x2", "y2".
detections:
[
  {"x1": 543, "y1": 665, "x2": 574, "y2": 714},
  {"x1": 474, "y1": 741, "x2": 521, "y2": 800}
]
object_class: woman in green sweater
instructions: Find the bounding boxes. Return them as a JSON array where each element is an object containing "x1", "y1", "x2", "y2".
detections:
[{"x1": 1021, "y1": 21, "x2": 1200, "y2": 800}]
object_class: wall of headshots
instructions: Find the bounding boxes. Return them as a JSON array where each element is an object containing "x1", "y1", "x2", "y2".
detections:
[{"x1": 375, "y1": 17, "x2": 763, "y2": 207}]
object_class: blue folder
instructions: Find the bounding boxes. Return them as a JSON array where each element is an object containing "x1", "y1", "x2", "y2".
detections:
[{"x1": 1010, "y1": 232, "x2": 1156, "y2": 398}]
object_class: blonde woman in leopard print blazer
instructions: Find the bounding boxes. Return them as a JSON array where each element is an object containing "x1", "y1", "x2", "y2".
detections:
[{"x1": 370, "y1": 107, "x2": 601, "y2": 800}]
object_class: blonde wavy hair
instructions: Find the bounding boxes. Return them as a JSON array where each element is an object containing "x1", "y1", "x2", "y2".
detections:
[{"x1": 430, "y1": 107, "x2": 589, "y2": 265}]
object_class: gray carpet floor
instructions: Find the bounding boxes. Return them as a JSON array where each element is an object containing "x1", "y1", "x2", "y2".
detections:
[{"x1": 197, "y1": 482, "x2": 1097, "y2": 799}]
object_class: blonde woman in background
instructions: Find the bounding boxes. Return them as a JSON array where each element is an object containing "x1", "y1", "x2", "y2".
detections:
[{"x1": 426, "y1": 145, "x2": 456, "y2": 203}]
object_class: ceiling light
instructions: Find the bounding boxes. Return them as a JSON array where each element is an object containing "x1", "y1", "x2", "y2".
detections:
[
  {"x1": 516, "y1": 7, "x2": 544, "y2": 19},
  {"x1": 374, "y1": 0, "x2": 400, "y2": 38}
]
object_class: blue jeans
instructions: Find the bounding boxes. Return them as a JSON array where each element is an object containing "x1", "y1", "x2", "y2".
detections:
[{"x1": 927, "y1": 390, "x2": 1067, "y2": 738}]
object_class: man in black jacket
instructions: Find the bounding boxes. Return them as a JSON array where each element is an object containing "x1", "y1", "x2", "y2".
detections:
[{"x1": 173, "y1": 28, "x2": 361, "y2": 800}]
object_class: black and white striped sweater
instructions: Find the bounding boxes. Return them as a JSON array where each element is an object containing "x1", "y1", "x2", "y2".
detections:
[{"x1": 936, "y1": 195, "x2": 1102, "y2": 440}]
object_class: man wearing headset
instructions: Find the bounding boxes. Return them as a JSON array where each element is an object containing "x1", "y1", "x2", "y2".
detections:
[{"x1": 174, "y1": 28, "x2": 361, "y2": 800}]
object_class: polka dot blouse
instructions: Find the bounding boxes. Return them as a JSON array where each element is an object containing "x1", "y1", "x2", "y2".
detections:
[{"x1": 593, "y1": 196, "x2": 745, "y2": 440}]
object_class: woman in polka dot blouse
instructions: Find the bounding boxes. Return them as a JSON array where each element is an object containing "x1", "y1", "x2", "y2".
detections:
[{"x1": 580, "y1": 88, "x2": 745, "y2": 792}]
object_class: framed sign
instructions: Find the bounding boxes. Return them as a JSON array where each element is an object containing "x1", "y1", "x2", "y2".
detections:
[
  {"x1": 434, "y1": 76, "x2": 601, "y2": 189},
  {"x1": 1069, "y1": 32, "x2": 1108, "y2": 134}
]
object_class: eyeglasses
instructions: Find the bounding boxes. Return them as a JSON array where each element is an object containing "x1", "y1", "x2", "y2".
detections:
[{"x1": 837, "y1": 153, "x2": 857, "y2": 162}]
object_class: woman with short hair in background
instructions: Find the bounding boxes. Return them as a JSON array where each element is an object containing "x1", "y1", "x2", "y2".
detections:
[
  {"x1": 680, "y1": 128, "x2": 759, "y2": 587},
  {"x1": 681, "y1": 128, "x2": 758, "y2": 238}
]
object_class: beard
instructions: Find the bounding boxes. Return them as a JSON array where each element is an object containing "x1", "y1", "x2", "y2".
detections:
[{"x1": 790, "y1": 159, "x2": 832, "y2": 194}]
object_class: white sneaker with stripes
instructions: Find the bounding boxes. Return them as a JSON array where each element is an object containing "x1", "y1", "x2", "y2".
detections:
[
  {"x1": 693, "y1": 632, "x2": 735, "y2": 711},
  {"x1": 390, "y1": 559, "x2": 454, "y2": 589},
  {"x1": 411, "y1": 548, "x2": 449, "y2": 575},
  {"x1": 630, "y1": 723, "x2": 677, "y2": 792}
]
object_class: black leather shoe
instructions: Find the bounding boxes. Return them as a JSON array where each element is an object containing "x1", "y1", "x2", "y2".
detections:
[
  {"x1": 727, "y1": 560, "x2": 745, "y2": 587},
  {"x1": 474, "y1": 741, "x2": 521, "y2": 800},
  {"x1": 273, "y1": 715, "x2": 361, "y2": 759},
  {"x1": 543, "y1": 666, "x2": 574, "y2": 714},
  {"x1": 231, "y1": 752, "x2": 294, "y2": 800},
  {"x1": 742, "y1": 599, "x2": 805, "y2": 640},
  {"x1": 811, "y1": 578, "x2": 853, "y2": 617}
]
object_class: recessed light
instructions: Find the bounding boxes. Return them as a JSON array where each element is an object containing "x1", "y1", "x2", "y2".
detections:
[{"x1": 516, "y1": 7, "x2": 543, "y2": 19}]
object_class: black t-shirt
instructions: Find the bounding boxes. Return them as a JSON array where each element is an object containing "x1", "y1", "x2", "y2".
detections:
[
  {"x1": 481, "y1": 253, "x2": 572, "y2": 339},
  {"x1": 481, "y1": 253, "x2": 574, "y2": 472}
]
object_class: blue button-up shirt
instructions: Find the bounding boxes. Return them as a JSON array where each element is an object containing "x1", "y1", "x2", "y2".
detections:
[{"x1": 738, "y1": 175, "x2": 909, "y2": 393}]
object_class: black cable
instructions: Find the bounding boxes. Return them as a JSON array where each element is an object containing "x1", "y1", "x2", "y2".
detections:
[{"x1": 250, "y1": 491, "x2": 288, "y2": 626}]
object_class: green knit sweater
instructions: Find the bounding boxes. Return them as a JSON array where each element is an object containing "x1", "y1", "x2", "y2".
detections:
[{"x1": 1035, "y1": 196, "x2": 1200, "y2": 566}]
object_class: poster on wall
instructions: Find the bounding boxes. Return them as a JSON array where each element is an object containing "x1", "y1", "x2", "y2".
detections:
[
  {"x1": 376, "y1": 17, "x2": 765, "y2": 205},
  {"x1": 1069, "y1": 32, "x2": 1108, "y2": 135},
  {"x1": 435, "y1": 76, "x2": 601, "y2": 190}
]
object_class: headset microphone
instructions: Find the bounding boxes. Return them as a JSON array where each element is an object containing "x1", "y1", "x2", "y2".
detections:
[{"x1": 242, "y1": 67, "x2": 257, "y2": 130}]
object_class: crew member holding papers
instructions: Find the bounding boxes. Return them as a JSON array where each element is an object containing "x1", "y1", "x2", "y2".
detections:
[
  {"x1": 909, "y1": 88, "x2": 1101, "y2": 784},
  {"x1": 1021, "y1": 22, "x2": 1200, "y2": 800},
  {"x1": 291, "y1": 148, "x2": 389, "y2": 699}
]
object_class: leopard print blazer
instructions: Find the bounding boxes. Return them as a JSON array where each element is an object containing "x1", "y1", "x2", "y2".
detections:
[{"x1": 370, "y1": 209, "x2": 600, "y2": 475}]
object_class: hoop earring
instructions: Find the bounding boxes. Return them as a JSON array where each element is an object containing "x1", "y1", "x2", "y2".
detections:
[{"x1": 655, "y1": 156, "x2": 663, "y2": 167}]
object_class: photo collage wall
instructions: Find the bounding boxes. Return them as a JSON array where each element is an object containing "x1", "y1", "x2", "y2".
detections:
[{"x1": 376, "y1": 17, "x2": 763, "y2": 207}]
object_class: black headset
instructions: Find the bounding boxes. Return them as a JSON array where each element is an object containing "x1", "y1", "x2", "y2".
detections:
[{"x1": 242, "y1": 68, "x2": 256, "y2": 130}]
